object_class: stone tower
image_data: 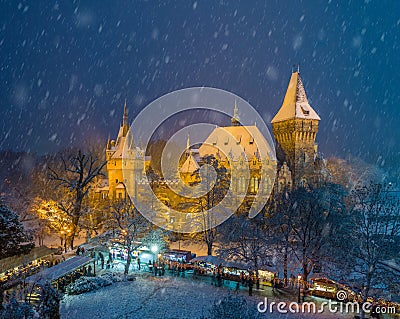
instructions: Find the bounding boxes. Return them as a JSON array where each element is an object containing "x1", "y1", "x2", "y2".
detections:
[
  {"x1": 106, "y1": 100, "x2": 144, "y2": 199},
  {"x1": 271, "y1": 69, "x2": 321, "y2": 188}
]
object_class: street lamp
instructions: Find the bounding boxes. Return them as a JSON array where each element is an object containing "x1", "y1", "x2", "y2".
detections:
[
  {"x1": 61, "y1": 226, "x2": 68, "y2": 253},
  {"x1": 297, "y1": 274, "x2": 302, "y2": 303},
  {"x1": 61, "y1": 226, "x2": 71, "y2": 253},
  {"x1": 67, "y1": 228, "x2": 71, "y2": 251},
  {"x1": 151, "y1": 244, "x2": 158, "y2": 263},
  {"x1": 60, "y1": 229, "x2": 65, "y2": 250}
]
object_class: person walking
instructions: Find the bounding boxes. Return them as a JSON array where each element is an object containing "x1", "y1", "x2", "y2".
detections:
[
  {"x1": 248, "y1": 276, "x2": 254, "y2": 296},
  {"x1": 137, "y1": 257, "x2": 141, "y2": 270},
  {"x1": 99, "y1": 252, "x2": 104, "y2": 269},
  {"x1": 216, "y1": 271, "x2": 222, "y2": 287},
  {"x1": 154, "y1": 261, "x2": 158, "y2": 276}
]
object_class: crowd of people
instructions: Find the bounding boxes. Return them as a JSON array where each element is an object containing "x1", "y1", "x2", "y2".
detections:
[{"x1": 162, "y1": 260, "x2": 273, "y2": 296}]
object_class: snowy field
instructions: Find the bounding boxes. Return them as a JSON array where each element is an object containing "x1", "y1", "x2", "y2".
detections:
[{"x1": 60, "y1": 273, "x2": 355, "y2": 319}]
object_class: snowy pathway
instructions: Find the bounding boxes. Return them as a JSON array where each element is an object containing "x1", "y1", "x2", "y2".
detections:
[{"x1": 60, "y1": 273, "x2": 356, "y2": 319}]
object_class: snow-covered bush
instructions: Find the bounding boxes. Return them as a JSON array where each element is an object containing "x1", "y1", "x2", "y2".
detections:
[
  {"x1": 100, "y1": 272, "x2": 124, "y2": 283},
  {"x1": 204, "y1": 295, "x2": 261, "y2": 319},
  {"x1": 66, "y1": 276, "x2": 112, "y2": 295},
  {"x1": 0, "y1": 295, "x2": 37, "y2": 319},
  {"x1": 65, "y1": 273, "x2": 134, "y2": 295},
  {"x1": 37, "y1": 284, "x2": 61, "y2": 319}
]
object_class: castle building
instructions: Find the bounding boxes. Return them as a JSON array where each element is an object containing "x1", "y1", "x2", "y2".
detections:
[
  {"x1": 197, "y1": 102, "x2": 276, "y2": 196},
  {"x1": 101, "y1": 69, "x2": 327, "y2": 202}
]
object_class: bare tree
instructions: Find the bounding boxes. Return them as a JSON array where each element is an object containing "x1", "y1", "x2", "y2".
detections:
[
  {"x1": 269, "y1": 188, "x2": 296, "y2": 286},
  {"x1": 339, "y1": 182, "x2": 400, "y2": 318},
  {"x1": 107, "y1": 197, "x2": 149, "y2": 274},
  {"x1": 48, "y1": 150, "x2": 105, "y2": 250},
  {"x1": 218, "y1": 213, "x2": 272, "y2": 277},
  {"x1": 197, "y1": 155, "x2": 230, "y2": 255},
  {"x1": 289, "y1": 183, "x2": 346, "y2": 285}
]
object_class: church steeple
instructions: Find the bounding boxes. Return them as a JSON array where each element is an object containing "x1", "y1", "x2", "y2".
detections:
[
  {"x1": 122, "y1": 99, "x2": 129, "y2": 136},
  {"x1": 231, "y1": 99, "x2": 241, "y2": 126},
  {"x1": 123, "y1": 98, "x2": 128, "y2": 127},
  {"x1": 186, "y1": 133, "x2": 191, "y2": 153}
]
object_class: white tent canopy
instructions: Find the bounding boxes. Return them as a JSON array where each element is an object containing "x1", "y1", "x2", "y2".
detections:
[{"x1": 25, "y1": 256, "x2": 93, "y2": 285}]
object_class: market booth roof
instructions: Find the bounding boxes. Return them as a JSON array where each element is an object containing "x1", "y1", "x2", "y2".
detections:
[
  {"x1": 25, "y1": 256, "x2": 93, "y2": 285},
  {"x1": 0, "y1": 246, "x2": 57, "y2": 273},
  {"x1": 191, "y1": 255, "x2": 225, "y2": 266}
]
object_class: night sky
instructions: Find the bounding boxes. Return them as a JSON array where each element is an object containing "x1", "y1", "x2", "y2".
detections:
[{"x1": 0, "y1": 1, "x2": 399, "y2": 173}]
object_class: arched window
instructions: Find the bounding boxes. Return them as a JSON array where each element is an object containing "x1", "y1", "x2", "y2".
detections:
[
  {"x1": 264, "y1": 176, "x2": 270, "y2": 192},
  {"x1": 254, "y1": 177, "x2": 259, "y2": 192},
  {"x1": 239, "y1": 176, "x2": 245, "y2": 194}
]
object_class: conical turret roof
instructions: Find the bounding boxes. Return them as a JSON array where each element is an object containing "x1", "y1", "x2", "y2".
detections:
[{"x1": 271, "y1": 71, "x2": 320, "y2": 123}]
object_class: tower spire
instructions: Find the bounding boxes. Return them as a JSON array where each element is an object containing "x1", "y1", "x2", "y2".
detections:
[
  {"x1": 186, "y1": 133, "x2": 191, "y2": 154},
  {"x1": 123, "y1": 98, "x2": 128, "y2": 127},
  {"x1": 231, "y1": 99, "x2": 240, "y2": 126},
  {"x1": 106, "y1": 134, "x2": 111, "y2": 149},
  {"x1": 121, "y1": 99, "x2": 129, "y2": 136}
]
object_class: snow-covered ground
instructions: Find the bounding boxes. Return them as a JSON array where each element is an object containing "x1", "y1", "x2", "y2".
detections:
[{"x1": 60, "y1": 273, "x2": 355, "y2": 319}]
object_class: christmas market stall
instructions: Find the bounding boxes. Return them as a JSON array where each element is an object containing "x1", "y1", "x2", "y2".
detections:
[
  {"x1": 163, "y1": 250, "x2": 193, "y2": 263},
  {"x1": 25, "y1": 255, "x2": 94, "y2": 291},
  {"x1": 0, "y1": 246, "x2": 60, "y2": 289}
]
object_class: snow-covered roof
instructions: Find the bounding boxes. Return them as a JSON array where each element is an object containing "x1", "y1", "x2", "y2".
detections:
[
  {"x1": 25, "y1": 256, "x2": 93, "y2": 285},
  {"x1": 179, "y1": 153, "x2": 200, "y2": 173},
  {"x1": 0, "y1": 246, "x2": 57, "y2": 273},
  {"x1": 271, "y1": 71, "x2": 320, "y2": 123},
  {"x1": 198, "y1": 125, "x2": 273, "y2": 161},
  {"x1": 115, "y1": 182, "x2": 126, "y2": 189},
  {"x1": 191, "y1": 255, "x2": 225, "y2": 265}
]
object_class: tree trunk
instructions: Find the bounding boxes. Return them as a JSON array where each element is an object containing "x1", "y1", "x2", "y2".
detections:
[
  {"x1": 207, "y1": 242, "x2": 213, "y2": 255},
  {"x1": 303, "y1": 267, "x2": 309, "y2": 287},
  {"x1": 70, "y1": 233, "x2": 75, "y2": 250},
  {"x1": 125, "y1": 246, "x2": 132, "y2": 275},
  {"x1": 283, "y1": 245, "x2": 288, "y2": 286},
  {"x1": 361, "y1": 273, "x2": 372, "y2": 319},
  {"x1": 70, "y1": 214, "x2": 80, "y2": 250},
  {"x1": 70, "y1": 195, "x2": 83, "y2": 250}
]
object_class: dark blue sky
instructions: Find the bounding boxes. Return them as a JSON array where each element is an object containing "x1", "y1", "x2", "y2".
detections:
[{"x1": 0, "y1": 0, "x2": 399, "y2": 172}]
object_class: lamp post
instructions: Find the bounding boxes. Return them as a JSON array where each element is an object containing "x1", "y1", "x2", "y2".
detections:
[
  {"x1": 61, "y1": 226, "x2": 68, "y2": 253},
  {"x1": 151, "y1": 245, "x2": 158, "y2": 260},
  {"x1": 67, "y1": 228, "x2": 71, "y2": 252},
  {"x1": 151, "y1": 244, "x2": 158, "y2": 264},
  {"x1": 297, "y1": 274, "x2": 302, "y2": 303},
  {"x1": 61, "y1": 226, "x2": 71, "y2": 253},
  {"x1": 60, "y1": 229, "x2": 65, "y2": 250}
]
